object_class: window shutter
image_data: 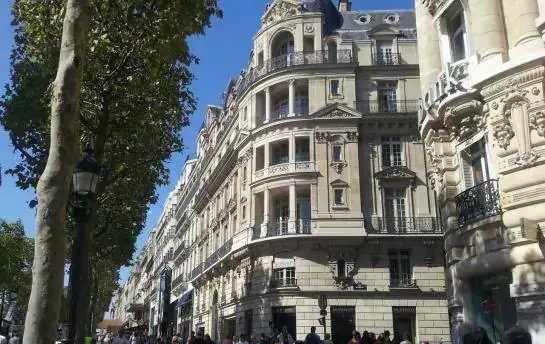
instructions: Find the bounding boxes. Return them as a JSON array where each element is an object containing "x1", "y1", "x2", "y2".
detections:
[{"x1": 462, "y1": 158, "x2": 473, "y2": 190}]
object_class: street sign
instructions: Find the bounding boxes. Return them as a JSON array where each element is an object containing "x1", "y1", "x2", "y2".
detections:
[{"x1": 318, "y1": 294, "x2": 327, "y2": 310}]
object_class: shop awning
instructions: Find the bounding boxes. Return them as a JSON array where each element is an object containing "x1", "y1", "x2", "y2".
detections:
[{"x1": 176, "y1": 290, "x2": 193, "y2": 308}]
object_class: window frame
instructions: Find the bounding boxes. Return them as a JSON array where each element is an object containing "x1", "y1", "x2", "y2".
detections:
[
  {"x1": 334, "y1": 188, "x2": 345, "y2": 206},
  {"x1": 273, "y1": 267, "x2": 296, "y2": 287},
  {"x1": 381, "y1": 136, "x2": 404, "y2": 167},
  {"x1": 332, "y1": 144, "x2": 343, "y2": 162},
  {"x1": 388, "y1": 250, "x2": 412, "y2": 286}
]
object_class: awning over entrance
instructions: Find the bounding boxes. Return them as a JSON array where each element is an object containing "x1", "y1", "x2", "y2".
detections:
[{"x1": 176, "y1": 290, "x2": 193, "y2": 308}]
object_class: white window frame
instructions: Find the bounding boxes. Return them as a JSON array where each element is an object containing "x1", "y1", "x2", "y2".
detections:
[
  {"x1": 439, "y1": 1, "x2": 470, "y2": 64},
  {"x1": 332, "y1": 144, "x2": 343, "y2": 162},
  {"x1": 273, "y1": 267, "x2": 296, "y2": 287},
  {"x1": 459, "y1": 138, "x2": 492, "y2": 191},
  {"x1": 328, "y1": 79, "x2": 343, "y2": 99},
  {"x1": 388, "y1": 250, "x2": 412, "y2": 286},
  {"x1": 333, "y1": 188, "x2": 345, "y2": 206},
  {"x1": 381, "y1": 136, "x2": 404, "y2": 167}
]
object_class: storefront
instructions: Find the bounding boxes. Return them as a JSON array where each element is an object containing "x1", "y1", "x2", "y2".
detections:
[
  {"x1": 469, "y1": 271, "x2": 517, "y2": 343},
  {"x1": 177, "y1": 290, "x2": 194, "y2": 338}
]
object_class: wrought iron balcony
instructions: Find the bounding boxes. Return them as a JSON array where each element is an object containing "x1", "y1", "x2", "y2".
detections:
[
  {"x1": 237, "y1": 50, "x2": 353, "y2": 95},
  {"x1": 365, "y1": 216, "x2": 442, "y2": 235},
  {"x1": 270, "y1": 278, "x2": 298, "y2": 288},
  {"x1": 372, "y1": 52, "x2": 403, "y2": 65},
  {"x1": 455, "y1": 179, "x2": 501, "y2": 227},
  {"x1": 171, "y1": 273, "x2": 187, "y2": 289},
  {"x1": 389, "y1": 278, "x2": 418, "y2": 289},
  {"x1": 204, "y1": 238, "x2": 233, "y2": 270},
  {"x1": 189, "y1": 263, "x2": 203, "y2": 280},
  {"x1": 253, "y1": 219, "x2": 313, "y2": 239},
  {"x1": 173, "y1": 242, "x2": 186, "y2": 260},
  {"x1": 355, "y1": 100, "x2": 420, "y2": 114}
]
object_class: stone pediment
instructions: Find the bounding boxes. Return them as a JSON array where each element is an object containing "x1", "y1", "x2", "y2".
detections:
[
  {"x1": 234, "y1": 130, "x2": 250, "y2": 148},
  {"x1": 374, "y1": 166, "x2": 416, "y2": 180},
  {"x1": 330, "y1": 179, "x2": 349, "y2": 187},
  {"x1": 262, "y1": 0, "x2": 302, "y2": 24},
  {"x1": 311, "y1": 102, "x2": 363, "y2": 119}
]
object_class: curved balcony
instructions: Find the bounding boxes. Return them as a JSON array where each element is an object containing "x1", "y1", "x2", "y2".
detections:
[
  {"x1": 365, "y1": 216, "x2": 442, "y2": 235},
  {"x1": 237, "y1": 50, "x2": 354, "y2": 96},
  {"x1": 254, "y1": 161, "x2": 316, "y2": 183},
  {"x1": 455, "y1": 179, "x2": 501, "y2": 227},
  {"x1": 252, "y1": 219, "x2": 313, "y2": 239}
]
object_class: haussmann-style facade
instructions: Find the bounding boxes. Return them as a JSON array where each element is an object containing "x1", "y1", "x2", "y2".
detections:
[
  {"x1": 118, "y1": 1, "x2": 452, "y2": 343},
  {"x1": 416, "y1": 0, "x2": 545, "y2": 342}
]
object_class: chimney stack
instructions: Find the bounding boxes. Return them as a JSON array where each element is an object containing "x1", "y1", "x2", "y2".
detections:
[{"x1": 338, "y1": 0, "x2": 352, "y2": 12}]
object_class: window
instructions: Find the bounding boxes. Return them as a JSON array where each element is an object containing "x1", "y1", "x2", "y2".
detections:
[
  {"x1": 273, "y1": 267, "x2": 296, "y2": 287},
  {"x1": 294, "y1": 92, "x2": 309, "y2": 116},
  {"x1": 243, "y1": 106, "x2": 248, "y2": 121},
  {"x1": 242, "y1": 206, "x2": 246, "y2": 220},
  {"x1": 377, "y1": 81, "x2": 398, "y2": 112},
  {"x1": 381, "y1": 137, "x2": 403, "y2": 167},
  {"x1": 327, "y1": 41, "x2": 337, "y2": 63},
  {"x1": 215, "y1": 232, "x2": 220, "y2": 250},
  {"x1": 337, "y1": 259, "x2": 346, "y2": 277},
  {"x1": 461, "y1": 139, "x2": 491, "y2": 189},
  {"x1": 446, "y1": 5, "x2": 467, "y2": 62},
  {"x1": 389, "y1": 251, "x2": 412, "y2": 288},
  {"x1": 274, "y1": 97, "x2": 289, "y2": 118},
  {"x1": 330, "y1": 80, "x2": 340, "y2": 96},
  {"x1": 376, "y1": 40, "x2": 394, "y2": 65},
  {"x1": 332, "y1": 145, "x2": 342, "y2": 162},
  {"x1": 295, "y1": 137, "x2": 310, "y2": 161},
  {"x1": 334, "y1": 189, "x2": 344, "y2": 205},
  {"x1": 384, "y1": 188, "x2": 407, "y2": 232}
]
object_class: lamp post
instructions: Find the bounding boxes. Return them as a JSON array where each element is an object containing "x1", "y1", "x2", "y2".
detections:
[{"x1": 65, "y1": 146, "x2": 100, "y2": 344}]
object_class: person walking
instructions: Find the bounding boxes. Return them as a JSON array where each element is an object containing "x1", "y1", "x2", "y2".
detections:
[
  {"x1": 502, "y1": 326, "x2": 532, "y2": 344},
  {"x1": 303, "y1": 327, "x2": 320, "y2": 344},
  {"x1": 399, "y1": 333, "x2": 412, "y2": 344},
  {"x1": 7, "y1": 332, "x2": 19, "y2": 344},
  {"x1": 277, "y1": 326, "x2": 294, "y2": 344},
  {"x1": 323, "y1": 334, "x2": 333, "y2": 344}
]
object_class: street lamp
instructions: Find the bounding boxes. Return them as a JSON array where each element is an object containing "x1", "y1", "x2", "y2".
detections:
[
  {"x1": 64, "y1": 146, "x2": 100, "y2": 344},
  {"x1": 73, "y1": 146, "x2": 100, "y2": 196}
]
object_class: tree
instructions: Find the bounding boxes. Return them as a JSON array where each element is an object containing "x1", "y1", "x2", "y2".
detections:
[
  {"x1": 0, "y1": 219, "x2": 34, "y2": 317},
  {"x1": 2, "y1": 0, "x2": 222, "y2": 342},
  {"x1": 12, "y1": 0, "x2": 90, "y2": 343}
]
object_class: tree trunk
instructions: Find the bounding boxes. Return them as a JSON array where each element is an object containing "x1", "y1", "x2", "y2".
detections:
[{"x1": 22, "y1": 1, "x2": 89, "y2": 344}]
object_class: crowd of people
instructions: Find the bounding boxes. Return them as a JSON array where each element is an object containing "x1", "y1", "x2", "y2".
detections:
[{"x1": 94, "y1": 323, "x2": 534, "y2": 344}]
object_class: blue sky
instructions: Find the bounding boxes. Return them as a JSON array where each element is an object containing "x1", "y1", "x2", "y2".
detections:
[{"x1": 0, "y1": 0, "x2": 415, "y2": 286}]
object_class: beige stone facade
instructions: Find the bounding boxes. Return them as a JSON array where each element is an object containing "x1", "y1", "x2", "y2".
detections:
[
  {"x1": 121, "y1": 1, "x2": 450, "y2": 343},
  {"x1": 416, "y1": 0, "x2": 545, "y2": 342}
]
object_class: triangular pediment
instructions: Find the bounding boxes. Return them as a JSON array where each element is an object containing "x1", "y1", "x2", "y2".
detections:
[
  {"x1": 234, "y1": 130, "x2": 250, "y2": 148},
  {"x1": 330, "y1": 179, "x2": 349, "y2": 187},
  {"x1": 311, "y1": 102, "x2": 363, "y2": 119},
  {"x1": 374, "y1": 166, "x2": 416, "y2": 180},
  {"x1": 262, "y1": 0, "x2": 302, "y2": 24}
]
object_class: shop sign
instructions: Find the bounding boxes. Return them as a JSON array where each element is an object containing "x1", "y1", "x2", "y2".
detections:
[
  {"x1": 353, "y1": 283, "x2": 367, "y2": 290},
  {"x1": 272, "y1": 306, "x2": 296, "y2": 314},
  {"x1": 392, "y1": 306, "x2": 416, "y2": 315},
  {"x1": 331, "y1": 306, "x2": 355, "y2": 314}
]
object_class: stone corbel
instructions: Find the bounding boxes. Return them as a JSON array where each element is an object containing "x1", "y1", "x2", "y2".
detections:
[
  {"x1": 442, "y1": 100, "x2": 484, "y2": 142},
  {"x1": 330, "y1": 161, "x2": 348, "y2": 174},
  {"x1": 530, "y1": 111, "x2": 545, "y2": 137}
]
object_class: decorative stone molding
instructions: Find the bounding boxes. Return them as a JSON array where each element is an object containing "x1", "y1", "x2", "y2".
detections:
[
  {"x1": 262, "y1": 1, "x2": 300, "y2": 24},
  {"x1": 304, "y1": 24, "x2": 314, "y2": 34},
  {"x1": 346, "y1": 131, "x2": 359, "y2": 142},
  {"x1": 529, "y1": 103, "x2": 545, "y2": 137},
  {"x1": 421, "y1": 0, "x2": 449, "y2": 16},
  {"x1": 237, "y1": 149, "x2": 253, "y2": 166},
  {"x1": 315, "y1": 131, "x2": 330, "y2": 143},
  {"x1": 330, "y1": 161, "x2": 348, "y2": 174},
  {"x1": 491, "y1": 118, "x2": 515, "y2": 150},
  {"x1": 481, "y1": 66, "x2": 545, "y2": 99},
  {"x1": 443, "y1": 100, "x2": 485, "y2": 141}
]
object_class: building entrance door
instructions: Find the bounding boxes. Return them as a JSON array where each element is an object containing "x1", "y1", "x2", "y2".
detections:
[
  {"x1": 392, "y1": 307, "x2": 416, "y2": 342},
  {"x1": 331, "y1": 306, "x2": 355, "y2": 344},
  {"x1": 272, "y1": 307, "x2": 297, "y2": 338},
  {"x1": 222, "y1": 317, "x2": 236, "y2": 339}
]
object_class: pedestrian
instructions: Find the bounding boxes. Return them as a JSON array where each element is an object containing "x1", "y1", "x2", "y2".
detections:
[
  {"x1": 349, "y1": 331, "x2": 359, "y2": 344},
  {"x1": 323, "y1": 334, "x2": 333, "y2": 344},
  {"x1": 399, "y1": 332, "x2": 412, "y2": 344},
  {"x1": 277, "y1": 327, "x2": 294, "y2": 344},
  {"x1": 361, "y1": 331, "x2": 372, "y2": 344},
  {"x1": 131, "y1": 332, "x2": 138, "y2": 344},
  {"x1": 474, "y1": 327, "x2": 492, "y2": 344},
  {"x1": 237, "y1": 334, "x2": 249, "y2": 344},
  {"x1": 304, "y1": 327, "x2": 320, "y2": 344},
  {"x1": 204, "y1": 334, "x2": 215, "y2": 344},
  {"x1": 382, "y1": 331, "x2": 392, "y2": 344},
  {"x1": 7, "y1": 332, "x2": 19, "y2": 344}
]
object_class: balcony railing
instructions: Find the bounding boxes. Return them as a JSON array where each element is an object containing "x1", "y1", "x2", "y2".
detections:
[
  {"x1": 254, "y1": 161, "x2": 315, "y2": 182},
  {"x1": 270, "y1": 278, "x2": 298, "y2": 288},
  {"x1": 389, "y1": 278, "x2": 418, "y2": 289},
  {"x1": 372, "y1": 52, "x2": 402, "y2": 65},
  {"x1": 173, "y1": 242, "x2": 186, "y2": 260},
  {"x1": 254, "y1": 219, "x2": 312, "y2": 239},
  {"x1": 204, "y1": 238, "x2": 233, "y2": 271},
  {"x1": 171, "y1": 273, "x2": 187, "y2": 289},
  {"x1": 455, "y1": 179, "x2": 501, "y2": 227},
  {"x1": 365, "y1": 217, "x2": 442, "y2": 234},
  {"x1": 356, "y1": 100, "x2": 420, "y2": 113},
  {"x1": 189, "y1": 263, "x2": 203, "y2": 280},
  {"x1": 237, "y1": 50, "x2": 353, "y2": 95}
]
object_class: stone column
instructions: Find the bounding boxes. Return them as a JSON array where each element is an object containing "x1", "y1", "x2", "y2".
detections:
[
  {"x1": 502, "y1": 0, "x2": 542, "y2": 53},
  {"x1": 468, "y1": 0, "x2": 508, "y2": 63},
  {"x1": 415, "y1": 0, "x2": 443, "y2": 96},
  {"x1": 288, "y1": 79, "x2": 296, "y2": 117},
  {"x1": 260, "y1": 189, "x2": 270, "y2": 237},
  {"x1": 264, "y1": 143, "x2": 270, "y2": 168},
  {"x1": 289, "y1": 134, "x2": 295, "y2": 163},
  {"x1": 536, "y1": 0, "x2": 545, "y2": 41},
  {"x1": 265, "y1": 87, "x2": 271, "y2": 123},
  {"x1": 288, "y1": 184, "x2": 297, "y2": 234}
]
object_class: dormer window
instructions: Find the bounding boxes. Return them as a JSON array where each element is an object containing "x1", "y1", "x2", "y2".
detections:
[{"x1": 383, "y1": 13, "x2": 399, "y2": 24}]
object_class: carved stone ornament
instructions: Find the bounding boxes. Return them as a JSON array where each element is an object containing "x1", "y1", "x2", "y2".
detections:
[
  {"x1": 421, "y1": 0, "x2": 449, "y2": 15},
  {"x1": 530, "y1": 111, "x2": 545, "y2": 137},
  {"x1": 330, "y1": 161, "x2": 348, "y2": 174},
  {"x1": 442, "y1": 100, "x2": 485, "y2": 141},
  {"x1": 237, "y1": 149, "x2": 253, "y2": 166},
  {"x1": 262, "y1": 1, "x2": 300, "y2": 24},
  {"x1": 346, "y1": 131, "x2": 359, "y2": 142},
  {"x1": 304, "y1": 24, "x2": 314, "y2": 34},
  {"x1": 491, "y1": 119, "x2": 515, "y2": 150},
  {"x1": 315, "y1": 131, "x2": 331, "y2": 143},
  {"x1": 328, "y1": 256, "x2": 357, "y2": 290}
]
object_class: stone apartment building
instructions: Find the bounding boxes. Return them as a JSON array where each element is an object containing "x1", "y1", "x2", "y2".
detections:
[
  {"x1": 416, "y1": 0, "x2": 545, "y2": 342},
  {"x1": 119, "y1": 0, "x2": 450, "y2": 343}
]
